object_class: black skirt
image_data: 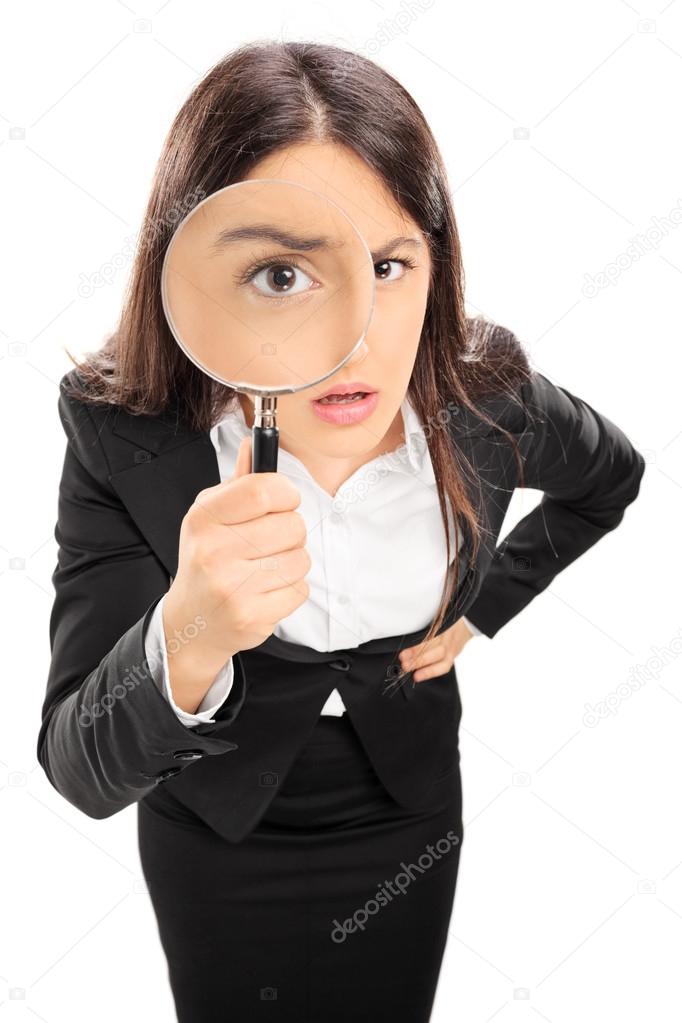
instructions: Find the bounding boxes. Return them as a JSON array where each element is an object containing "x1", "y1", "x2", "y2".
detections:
[{"x1": 137, "y1": 710, "x2": 464, "y2": 1023}]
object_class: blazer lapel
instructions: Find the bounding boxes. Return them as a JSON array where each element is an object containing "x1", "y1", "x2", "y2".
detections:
[{"x1": 107, "y1": 409, "x2": 219, "y2": 580}]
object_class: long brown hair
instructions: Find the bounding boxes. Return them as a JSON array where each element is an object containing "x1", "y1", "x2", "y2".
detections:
[{"x1": 63, "y1": 40, "x2": 531, "y2": 680}]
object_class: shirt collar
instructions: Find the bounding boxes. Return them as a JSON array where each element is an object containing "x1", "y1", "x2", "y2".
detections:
[{"x1": 209, "y1": 393, "x2": 432, "y2": 481}]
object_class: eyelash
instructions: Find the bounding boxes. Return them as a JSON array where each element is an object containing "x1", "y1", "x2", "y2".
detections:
[
  {"x1": 374, "y1": 255, "x2": 418, "y2": 276},
  {"x1": 235, "y1": 253, "x2": 418, "y2": 287},
  {"x1": 235, "y1": 257, "x2": 308, "y2": 288}
]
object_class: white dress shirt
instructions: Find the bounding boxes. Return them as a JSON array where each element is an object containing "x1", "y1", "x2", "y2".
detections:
[{"x1": 143, "y1": 395, "x2": 483, "y2": 727}]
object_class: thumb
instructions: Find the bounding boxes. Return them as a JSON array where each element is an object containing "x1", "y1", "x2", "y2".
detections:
[{"x1": 231, "y1": 435, "x2": 252, "y2": 480}]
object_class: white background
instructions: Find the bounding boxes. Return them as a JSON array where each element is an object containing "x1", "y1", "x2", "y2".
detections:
[{"x1": 1, "y1": 1, "x2": 678, "y2": 1020}]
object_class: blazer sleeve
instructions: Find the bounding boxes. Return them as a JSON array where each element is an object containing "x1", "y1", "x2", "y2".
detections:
[
  {"x1": 462, "y1": 368, "x2": 647, "y2": 638},
  {"x1": 36, "y1": 379, "x2": 246, "y2": 820}
]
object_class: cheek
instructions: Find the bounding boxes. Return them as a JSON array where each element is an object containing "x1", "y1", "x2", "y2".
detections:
[
  {"x1": 373, "y1": 281, "x2": 429, "y2": 367},
  {"x1": 275, "y1": 392, "x2": 319, "y2": 437}
]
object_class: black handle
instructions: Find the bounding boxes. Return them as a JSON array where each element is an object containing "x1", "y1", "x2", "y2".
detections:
[{"x1": 252, "y1": 425, "x2": 279, "y2": 472}]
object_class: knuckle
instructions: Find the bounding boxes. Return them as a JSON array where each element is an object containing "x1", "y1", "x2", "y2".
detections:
[
  {"x1": 187, "y1": 499, "x2": 212, "y2": 533},
  {"x1": 292, "y1": 545, "x2": 311, "y2": 572},
  {"x1": 285, "y1": 514, "x2": 307, "y2": 549},
  {"x1": 189, "y1": 541, "x2": 209, "y2": 572},
  {"x1": 195, "y1": 540, "x2": 219, "y2": 574},
  {"x1": 248, "y1": 480, "x2": 271, "y2": 518},
  {"x1": 282, "y1": 477, "x2": 302, "y2": 507},
  {"x1": 192, "y1": 487, "x2": 217, "y2": 514},
  {"x1": 184, "y1": 504, "x2": 202, "y2": 532},
  {"x1": 294, "y1": 513, "x2": 308, "y2": 544}
]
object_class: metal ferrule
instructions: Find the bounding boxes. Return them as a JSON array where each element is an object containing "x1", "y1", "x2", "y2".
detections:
[{"x1": 254, "y1": 394, "x2": 277, "y2": 430}]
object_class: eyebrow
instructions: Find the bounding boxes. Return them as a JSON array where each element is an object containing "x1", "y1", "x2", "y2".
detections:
[
  {"x1": 371, "y1": 235, "x2": 423, "y2": 263},
  {"x1": 211, "y1": 226, "x2": 422, "y2": 263}
]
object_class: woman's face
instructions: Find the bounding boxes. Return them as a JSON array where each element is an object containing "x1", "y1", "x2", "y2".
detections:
[{"x1": 239, "y1": 142, "x2": 433, "y2": 465}]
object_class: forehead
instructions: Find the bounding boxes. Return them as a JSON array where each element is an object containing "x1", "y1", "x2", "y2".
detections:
[{"x1": 242, "y1": 141, "x2": 421, "y2": 251}]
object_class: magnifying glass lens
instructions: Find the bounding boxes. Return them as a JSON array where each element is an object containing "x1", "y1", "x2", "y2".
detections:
[{"x1": 161, "y1": 179, "x2": 376, "y2": 470}]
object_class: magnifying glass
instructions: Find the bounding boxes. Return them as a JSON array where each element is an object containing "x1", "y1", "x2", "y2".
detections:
[{"x1": 160, "y1": 179, "x2": 376, "y2": 472}]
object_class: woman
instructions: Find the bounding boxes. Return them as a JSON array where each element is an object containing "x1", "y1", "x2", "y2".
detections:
[{"x1": 37, "y1": 41, "x2": 646, "y2": 1022}]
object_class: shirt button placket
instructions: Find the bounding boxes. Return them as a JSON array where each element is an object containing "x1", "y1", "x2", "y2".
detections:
[{"x1": 326, "y1": 502, "x2": 357, "y2": 649}]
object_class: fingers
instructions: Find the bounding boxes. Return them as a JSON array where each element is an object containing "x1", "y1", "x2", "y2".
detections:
[
  {"x1": 400, "y1": 642, "x2": 444, "y2": 670},
  {"x1": 411, "y1": 660, "x2": 451, "y2": 682},
  {"x1": 399, "y1": 642, "x2": 450, "y2": 682},
  {"x1": 194, "y1": 470, "x2": 302, "y2": 529},
  {"x1": 214, "y1": 508, "x2": 308, "y2": 564}
]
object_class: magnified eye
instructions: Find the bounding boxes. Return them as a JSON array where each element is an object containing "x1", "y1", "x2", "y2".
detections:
[
  {"x1": 374, "y1": 258, "x2": 414, "y2": 282},
  {"x1": 249, "y1": 263, "x2": 316, "y2": 299}
]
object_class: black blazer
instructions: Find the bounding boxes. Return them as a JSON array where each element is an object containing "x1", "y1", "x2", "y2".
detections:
[{"x1": 37, "y1": 363, "x2": 646, "y2": 842}]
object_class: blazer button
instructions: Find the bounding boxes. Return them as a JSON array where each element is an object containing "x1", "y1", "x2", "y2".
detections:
[
  {"x1": 156, "y1": 766, "x2": 184, "y2": 782},
  {"x1": 328, "y1": 657, "x2": 351, "y2": 671},
  {"x1": 171, "y1": 749, "x2": 204, "y2": 761},
  {"x1": 385, "y1": 663, "x2": 401, "y2": 681}
]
